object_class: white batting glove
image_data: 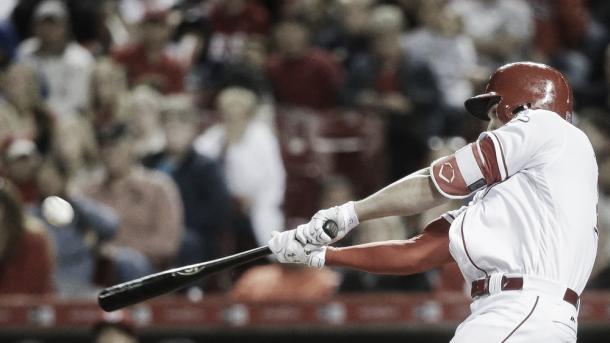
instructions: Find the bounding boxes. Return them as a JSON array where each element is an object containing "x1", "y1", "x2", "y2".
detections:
[
  {"x1": 295, "y1": 201, "x2": 359, "y2": 245},
  {"x1": 268, "y1": 230, "x2": 326, "y2": 269}
]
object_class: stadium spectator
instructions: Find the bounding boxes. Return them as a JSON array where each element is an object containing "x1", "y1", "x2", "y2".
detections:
[
  {"x1": 51, "y1": 113, "x2": 98, "y2": 179},
  {"x1": 17, "y1": 0, "x2": 94, "y2": 118},
  {"x1": 0, "y1": 178, "x2": 53, "y2": 295},
  {"x1": 1, "y1": 62, "x2": 55, "y2": 154},
  {"x1": 1, "y1": 136, "x2": 41, "y2": 207},
  {"x1": 528, "y1": 0, "x2": 589, "y2": 59},
  {"x1": 217, "y1": 35, "x2": 272, "y2": 96},
  {"x1": 125, "y1": 85, "x2": 166, "y2": 161},
  {"x1": 195, "y1": 0, "x2": 270, "y2": 108},
  {"x1": 343, "y1": 6, "x2": 442, "y2": 180},
  {"x1": 32, "y1": 156, "x2": 119, "y2": 297},
  {"x1": 276, "y1": 0, "x2": 354, "y2": 62},
  {"x1": 534, "y1": 0, "x2": 595, "y2": 109},
  {"x1": 84, "y1": 123, "x2": 183, "y2": 277},
  {"x1": 402, "y1": 0, "x2": 480, "y2": 116},
  {"x1": 88, "y1": 58, "x2": 129, "y2": 128},
  {"x1": 207, "y1": 0, "x2": 269, "y2": 63},
  {"x1": 266, "y1": 20, "x2": 343, "y2": 111},
  {"x1": 321, "y1": 0, "x2": 373, "y2": 69},
  {"x1": 112, "y1": 9, "x2": 185, "y2": 94},
  {"x1": 194, "y1": 87, "x2": 285, "y2": 247},
  {"x1": 144, "y1": 94, "x2": 232, "y2": 265},
  {"x1": 449, "y1": 0, "x2": 534, "y2": 69},
  {"x1": 198, "y1": 35, "x2": 273, "y2": 112}
]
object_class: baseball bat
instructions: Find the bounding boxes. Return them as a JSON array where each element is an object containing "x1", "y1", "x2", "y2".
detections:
[{"x1": 98, "y1": 220, "x2": 339, "y2": 312}]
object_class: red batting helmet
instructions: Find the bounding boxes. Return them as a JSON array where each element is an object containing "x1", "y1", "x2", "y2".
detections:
[{"x1": 464, "y1": 62, "x2": 573, "y2": 124}]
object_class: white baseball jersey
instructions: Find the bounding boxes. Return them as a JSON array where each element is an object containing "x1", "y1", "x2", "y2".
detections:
[{"x1": 430, "y1": 109, "x2": 599, "y2": 294}]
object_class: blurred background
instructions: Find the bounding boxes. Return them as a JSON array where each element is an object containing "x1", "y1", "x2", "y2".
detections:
[{"x1": 0, "y1": 0, "x2": 609, "y2": 342}]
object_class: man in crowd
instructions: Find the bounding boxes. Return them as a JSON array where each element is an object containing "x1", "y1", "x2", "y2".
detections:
[
  {"x1": 85, "y1": 123, "x2": 183, "y2": 280},
  {"x1": 112, "y1": 9, "x2": 185, "y2": 94},
  {"x1": 144, "y1": 95, "x2": 232, "y2": 266},
  {"x1": 18, "y1": 0, "x2": 94, "y2": 117},
  {"x1": 266, "y1": 20, "x2": 343, "y2": 111}
]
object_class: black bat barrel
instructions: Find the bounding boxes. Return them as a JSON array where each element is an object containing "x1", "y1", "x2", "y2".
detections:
[{"x1": 98, "y1": 245, "x2": 271, "y2": 312}]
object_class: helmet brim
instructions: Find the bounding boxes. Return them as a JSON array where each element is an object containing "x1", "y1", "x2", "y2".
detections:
[{"x1": 464, "y1": 93, "x2": 501, "y2": 121}]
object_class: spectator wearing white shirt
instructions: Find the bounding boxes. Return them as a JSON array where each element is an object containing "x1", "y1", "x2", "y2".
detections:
[
  {"x1": 194, "y1": 87, "x2": 285, "y2": 246},
  {"x1": 17, "y1": 0, "x2": 94, "y2": 118},
  {"x1": 449, "y1": 0, "x2": 534, "y2": 68},
  {"x1": 402, "y1": 1, "x2": 480, "y2": 112}
]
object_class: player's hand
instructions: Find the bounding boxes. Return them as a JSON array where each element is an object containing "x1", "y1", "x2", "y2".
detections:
[
  {"x1": 295, "y1": 201, "x2": 359, "y2": 245},
  {"x1": 268, "y1": 230, "x2": 326, "y2": 269}
]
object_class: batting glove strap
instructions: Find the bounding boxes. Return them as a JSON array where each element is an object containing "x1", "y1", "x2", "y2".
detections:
[{"x1": 340, "y1": 201, "x2": 360, "y2": 233}]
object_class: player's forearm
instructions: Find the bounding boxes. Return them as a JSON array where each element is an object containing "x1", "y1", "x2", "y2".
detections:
[
  {"x1": 354, "y1": 168, "x2": 446, "y2": 222},
  {"x1": 325, "y1": 241, "x2": 423, "y2": 275},
  {"x1": 325, "y1": 234, "x2": 450, "y2": 275}
]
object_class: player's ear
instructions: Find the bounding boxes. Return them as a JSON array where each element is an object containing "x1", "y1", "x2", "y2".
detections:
[{"x1": 487, "y1": 105, "x2": 501, "y2": 130}]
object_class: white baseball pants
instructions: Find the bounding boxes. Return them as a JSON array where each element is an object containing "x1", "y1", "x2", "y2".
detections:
[{"x1": 451, "y1": 287, "x2": 578, "y2": 342}]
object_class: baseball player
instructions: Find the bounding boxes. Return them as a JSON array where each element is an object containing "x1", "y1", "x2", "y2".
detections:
[{"x1": 269, "y1": 62, "x2": 599, "y2": 342}]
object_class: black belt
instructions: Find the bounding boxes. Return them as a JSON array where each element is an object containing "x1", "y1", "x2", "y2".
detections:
[{"x1": 471, "y1": 276, "x2": 579, "y2": 308}]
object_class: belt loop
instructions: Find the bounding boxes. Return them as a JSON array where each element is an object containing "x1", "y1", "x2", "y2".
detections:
[{"x1": 488, "y1": 274, "x2": 504, "y2": 295}]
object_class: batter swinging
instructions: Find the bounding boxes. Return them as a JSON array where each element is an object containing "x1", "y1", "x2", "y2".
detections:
[{"x1": 269, "y1": 62, "x2": 599, "y2": 342}]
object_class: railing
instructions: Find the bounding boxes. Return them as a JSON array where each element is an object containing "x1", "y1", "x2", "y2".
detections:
[{"x1": 1, "y1": 291, "x2": 609, "y2": 330}]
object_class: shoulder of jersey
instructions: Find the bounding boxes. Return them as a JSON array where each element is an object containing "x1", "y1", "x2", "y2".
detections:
[{"x1": 508, "y1": 108, "x2": 559, "y2": 125}]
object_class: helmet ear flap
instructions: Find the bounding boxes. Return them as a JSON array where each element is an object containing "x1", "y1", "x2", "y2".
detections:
[{"x1": 496, "y1": 99, "x2": 512, "y2": 123}]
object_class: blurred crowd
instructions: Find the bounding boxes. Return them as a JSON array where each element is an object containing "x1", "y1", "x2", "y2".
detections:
[{"x1": 0, "y1": 0, "x2": 609, "y2": 302}]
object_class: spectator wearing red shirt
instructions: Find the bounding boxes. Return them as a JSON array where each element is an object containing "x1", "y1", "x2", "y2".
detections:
[
  {"x1": 206, "y1": 0, "x2": 269, "y2": 63},
  {"x1": 209, "y1": 0, "x2": 269, "y2": 35},
  {"x1": 0, "y1": 178, "x2": 53, "y2": 295},
  {"x1": 266, "y1": 20, "x2": 343, "y2": 111},
  {"x1": 529, "y1": 0, "x2": 589, "y2": 58},
  {"x1": 112, "y1": 10, "x2": 184, "y2": 94}
]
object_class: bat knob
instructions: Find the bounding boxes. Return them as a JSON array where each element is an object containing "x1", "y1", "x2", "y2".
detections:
[{"x1": 322, "y1": 220, "x2": 339, "y2": 239}]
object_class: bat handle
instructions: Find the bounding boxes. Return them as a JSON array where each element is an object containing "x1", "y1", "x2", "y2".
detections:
[{"x1": 322, "y1": 219, "x2": 339, "y2": 239}]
